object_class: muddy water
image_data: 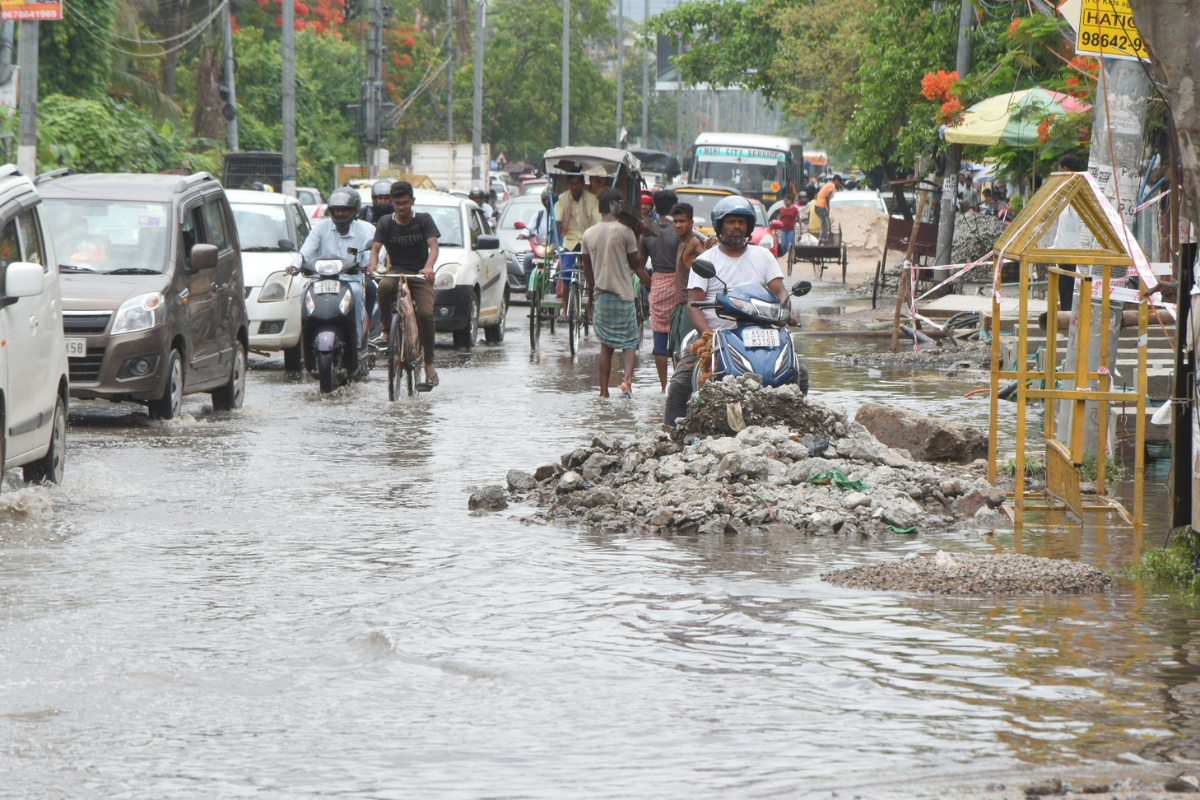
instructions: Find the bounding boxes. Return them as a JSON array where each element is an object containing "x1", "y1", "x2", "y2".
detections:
[{"x1": 0, "y1": 290, "x2": 1192, "y2": 797}]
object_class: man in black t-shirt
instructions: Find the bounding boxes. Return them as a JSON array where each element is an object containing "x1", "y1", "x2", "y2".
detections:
[{"x1": 369, "y1": 181, "x2": 442, "y2": 386}]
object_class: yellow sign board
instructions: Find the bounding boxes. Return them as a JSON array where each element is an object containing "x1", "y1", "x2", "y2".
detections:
[
  {"x1": 1074, "y1": 0, "x2": 1148, "y2": 61},
  {"x1": 1, "y1": 0, "x2": 61, "y2": 20}
]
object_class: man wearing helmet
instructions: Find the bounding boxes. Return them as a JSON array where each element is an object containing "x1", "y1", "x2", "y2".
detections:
[
  {"x1": 467, "y1": 187, "x2": 496, "y2": 229},
  {"x1": 686, "y1": 196, "x2": 790, "y2": 336},
  {"x1": 360, "y1": 179, "x2": 395, "y2": 224},
  {"x1": 297, "y1": 185, "x2": 376, "y2": 348}
]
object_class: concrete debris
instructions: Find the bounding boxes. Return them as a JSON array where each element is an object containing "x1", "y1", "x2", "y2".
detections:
[
  {"x1": 855, "y1": 402, "x2": 989, "y2": 463},
  {"x1": 674, "y1": 375, "x2": 846, "y2": 443},
  {"x1": 834, "y1": 342, "x2": 992, "y2": 369},
  {"x1": 506, "y1": 388, "x2": 1014, "y2": 538},
  {"x1": 822, "y1": 551, "x2": 1111, "y2": 595}
]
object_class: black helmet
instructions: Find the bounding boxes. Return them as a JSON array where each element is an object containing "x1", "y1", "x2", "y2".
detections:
[
  {"x1": 710, "y1": 195, "x2": 757, "y2": 236},
  {"x1": 468, "y1": 187, "x2": 485, "y2": 202},
  {"x1": 372, "y1": 179, "x2": 393, "y2": 202},
  {"x1": 327, "y1": 187, "x2": 361, "y2": 233}
]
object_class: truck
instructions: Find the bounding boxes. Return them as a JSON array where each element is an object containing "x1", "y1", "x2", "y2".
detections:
[{"x1": 411, "y1": 141, "x2": 490, "y2": 193}]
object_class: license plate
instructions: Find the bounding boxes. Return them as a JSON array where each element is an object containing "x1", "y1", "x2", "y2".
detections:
[
  {"x1": 314, "y1": 280, "x2": 341, "y2": 294},
  {"x1": 742, "y1": 328, "x2": 780, "y2": 348},
  {"x1": 64, "y1": 338, "x2": 87, "y2": 358}
]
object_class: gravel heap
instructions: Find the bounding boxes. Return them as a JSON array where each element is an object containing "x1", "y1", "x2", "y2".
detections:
[
  {"x1": 833, "y1": 342, "x2": 992, "y2": 369},
  {"x1": 951, "y1": 211, "x2": 1007, "y2": 267},
  {"x1": 673, "y1": 377, "x2": 844, "y2": 443},
  {"x1": 822, "y1": 550, "x2": 1111, "y2": 595},
  {"x1": 500, "y1": 379, "x2": 1012, "y2": 537}
]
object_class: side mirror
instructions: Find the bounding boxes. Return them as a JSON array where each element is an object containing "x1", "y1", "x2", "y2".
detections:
[
  {"x1": 791, "y1": 279, "x2": 812, "y2": 297},
  {"x1": 278, "y1": 238, "x2": 295, "y2": 251},
  {"x1": 191, "y1": 243, "x2": 218, "y2": 271},
  {"x1": 4, "y1": 262, "x2": 43, "y2": 298},
  {"x1": 770, "y1": 220, "x2": 783, "y2": 230},
  {"x1": 513, "y1": 221, "x2": 526, "y2": 229},
  {"x1": 475, "y1": 235, "x2": 500, "y2": 251},
  {"x1": 691, "y1": 258, "x2": 716, "y2": 280}
]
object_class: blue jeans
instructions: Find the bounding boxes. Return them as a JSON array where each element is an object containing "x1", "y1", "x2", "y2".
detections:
[
  {"x1": 777, "y1": 230, "x2": 794, "y2": 256},
  {"x1": 340, "y1": 272, "x2": 366, "y2": 345},
  {"x1": 816, "y1": 207, "x2": 830, "y2": 242}
]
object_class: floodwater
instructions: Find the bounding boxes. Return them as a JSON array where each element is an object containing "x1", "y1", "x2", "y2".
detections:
[{"x1": 0, "y1": 288, "x2": 1192, "y2": 798}]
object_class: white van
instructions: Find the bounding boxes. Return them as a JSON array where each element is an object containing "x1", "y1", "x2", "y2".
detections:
[{"x1": 0, "y1": 165, "x2": 69, "y2": 487}]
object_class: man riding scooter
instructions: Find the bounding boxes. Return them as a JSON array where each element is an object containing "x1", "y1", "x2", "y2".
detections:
[{"x1": 295, "y1": 187, "x2": 376, "y2": 347}]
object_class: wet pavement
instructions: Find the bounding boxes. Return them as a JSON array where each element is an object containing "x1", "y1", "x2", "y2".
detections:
[{"x1": 0, "y1": 288, "x2": 1193, "y2": 797}]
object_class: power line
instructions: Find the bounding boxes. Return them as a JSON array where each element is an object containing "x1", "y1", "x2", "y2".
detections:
[
  {"x1": 74, "y1": 0, "x2": 228, "y2": 45},
  {"x1": 64, "y1": 0, "x2": 227, "y2": 58}
]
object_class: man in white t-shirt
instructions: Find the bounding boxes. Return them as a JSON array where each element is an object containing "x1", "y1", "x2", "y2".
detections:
[{"x1": 687, "y1": 196, "x2": 790, "y2": 334}]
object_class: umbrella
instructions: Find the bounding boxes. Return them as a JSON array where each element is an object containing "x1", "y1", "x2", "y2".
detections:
[{"x1": 943, "y1": 88, "x2": 1091, "y2": 147}]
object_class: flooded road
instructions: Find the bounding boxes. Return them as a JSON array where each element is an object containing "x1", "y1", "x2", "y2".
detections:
[{"x1": 1, "y1": 290, "x2": 1194, "y2": 797}]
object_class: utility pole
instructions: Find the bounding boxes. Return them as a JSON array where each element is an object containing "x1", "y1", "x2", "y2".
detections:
[
  {"x1": 446, "y1": 0, "x2": 453, "y2": 140},
  {"x1": 615, "y1": 0, "x2": 623, "y2": 149},
  {"x1": 222, "y1": 2, "x2": 238, "y2": 151},
  {"x1": 16, "y1": 20, "x2": 36, "y2": 177},
  {"x1": 641, "y1": 0, "x2": 649, "y2": 148},
  {"x1": 365, "y1": 0, "x2": 383, "y2": 178},
  {"x1": 282, "y1": 0, "x2": 296, "y2": 195},
  {"x1": 933, "y1": 0, "x2": 973, "y2": 266},
  {"x1": 471, "y1": 0, "x2": 484, "y2": 184},
  {"x1": 561, "y1": 0, "x2": 570, "y2": 147}
]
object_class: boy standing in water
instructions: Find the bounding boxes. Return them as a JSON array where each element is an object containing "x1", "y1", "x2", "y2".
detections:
[{"x1": 669, "y1": 202, "x2": 705, "y2": 362}]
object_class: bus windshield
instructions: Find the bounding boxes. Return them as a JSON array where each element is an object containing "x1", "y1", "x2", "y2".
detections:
[{"x1": 691, "y1": 145, "x2": 787, "y2": 197}]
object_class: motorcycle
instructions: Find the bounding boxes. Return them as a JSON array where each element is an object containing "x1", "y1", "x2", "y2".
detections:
[
  {"x1": 663, "y1": 258, "x2": 811, "y2": 426},
  {"x1": 299, "y1": 253, "x2": 373, "y2": 393}
]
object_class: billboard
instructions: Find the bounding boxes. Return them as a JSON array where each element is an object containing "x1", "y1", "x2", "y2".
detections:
[{"x1": 1, "y1": 0, "x2": 61, "y2": 20}]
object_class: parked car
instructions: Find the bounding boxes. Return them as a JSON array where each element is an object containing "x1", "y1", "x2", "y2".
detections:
[
  {"x1": 403, "y1": 191, "x2": 507, "y2": 347},
  {"x1": 295, "y1": 186, "x2": 323, "y2": 219},
  {"x1": 672, "y1": 184, "x2": 743, "y2": 237},
  {"x1": 227, "y1": 189, "x2": 310, "y2": 370},
  {"x1": 39, "y1": 172, "x2": 248, "y2": 419},
  {"x1": 828, "y1": 189, "x2": 888, "y2": 214},
  {"x1": 0, "y1": 165, "x2": 68, "y2": 486},
  {"x1": 495, "y1": 195, "x2": 547, "y2": 299}
]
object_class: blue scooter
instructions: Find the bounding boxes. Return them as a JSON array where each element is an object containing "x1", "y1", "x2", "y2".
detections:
[{"x1": 663, "y1": 258, "x2": 810, "y2": 426}]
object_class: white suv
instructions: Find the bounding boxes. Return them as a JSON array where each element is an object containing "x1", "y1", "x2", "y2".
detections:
[{"x1": 0, "y1": 165, "x2": 68, "y2": 487}]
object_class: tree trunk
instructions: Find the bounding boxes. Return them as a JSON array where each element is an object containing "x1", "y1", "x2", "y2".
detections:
[
  {"x1": 456, "y1": 0, "x2": 470, "y2": 58},
  {"x1": 191, "y1": 46, "x2": 225, "y2": 143},
  {"x1": 160, "y1": 0, "x2": 181, "y2": 99}
]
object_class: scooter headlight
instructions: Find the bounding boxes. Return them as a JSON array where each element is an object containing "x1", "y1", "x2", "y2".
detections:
[
  {"x1": 305, "y1": 293, "x2": 315, "y2": 314},
  {"x1": 750, "y1": 298, "x2": 789, "y2": 322},
  {"x1": 315, "y1": 259, "x2": 342, "y2": 276},
  {"x1": 258, "y1": 271, "x2": 291, "y2": 302},
  {"x1": 339, "y1": 289, "x2": 353, "y2": 315},
  {"x1": 759, "y1": 234, "x2": 775, "y2": 251}
]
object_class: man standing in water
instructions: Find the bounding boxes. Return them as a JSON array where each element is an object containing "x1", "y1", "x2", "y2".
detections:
[
  {"x1": 669, "y1": 202, "x2": 704, "y2": 362},
  {"x1": 581, "y1": 189, "x2": 652, "y2": 398},
  {"x1": 641, "y1": 189, "x2": 679, "y2": 390}
]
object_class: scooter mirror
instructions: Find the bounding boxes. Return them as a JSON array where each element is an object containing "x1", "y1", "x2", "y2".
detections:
[
  {"x1": 514, "y1": 221, "x2": 526, "y2": 229},
  {"x1": 791, "y1": 280, "x2": 812, "y2": 297},
  {"x1": 691, "y1": 259, "x2": 716, "y2": 280}
]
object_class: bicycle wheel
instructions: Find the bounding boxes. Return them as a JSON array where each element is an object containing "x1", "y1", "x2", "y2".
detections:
[
  {"x1": 567, "y1": 282, "x2": 579, "y2": 356},
  {"x1": 528, "y1": 267, "x2": 542, "y2": 349},
  {"x1": 406, "y1": 331, "x2": 421, "y2": 397},
  {"x1": 387, "y1": 311, "x2": 402, "y2": 401}
]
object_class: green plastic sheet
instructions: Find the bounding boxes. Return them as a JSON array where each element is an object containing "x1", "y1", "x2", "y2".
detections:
[
  {"x1": 886, "y1": 525, "x2": 919, "y2": 535},
  {"x1": 807, "y1": 470, "x2": 867, "y2": 493}
]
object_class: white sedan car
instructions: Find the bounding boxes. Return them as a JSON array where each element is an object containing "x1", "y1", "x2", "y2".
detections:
[
  {"x1": 227, "y1": 190, "x2": 311, "y2": 369},
  {"x1": 401, "y1": 191, "x2": 507, "y2": 347}
]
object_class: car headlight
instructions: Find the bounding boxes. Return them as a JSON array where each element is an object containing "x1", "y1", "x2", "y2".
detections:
[
  {"x1": 111, "y1": 292, "x2": 165, "y2": 335},
  {"x1": 315, "y1": 259, "x2": 342, "y2": 276},
  {"x1": 760, "y1": 234, "x2": 775, "y2": 250},
  {"x1": 339, "y1": 289, "x2": 353, "y2": 315},
  {"x1": 435, "y1": 266, "x2": 457, "y2": 290},
  {"x1": 258, "y1": 271, "x2": 291, "y2": 302}
]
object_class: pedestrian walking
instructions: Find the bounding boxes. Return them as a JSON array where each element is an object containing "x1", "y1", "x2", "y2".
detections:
[
  {"x1": 581, "y1": 189, "x2": 653, "y2": 398},
  {"x1": 776, "y1": 194, "x2": 799, "y2": 260},
  {"x1": 641, "y1": 189, "x2": 679, "y2": 390}
]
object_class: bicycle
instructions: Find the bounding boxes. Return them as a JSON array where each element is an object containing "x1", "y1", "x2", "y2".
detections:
[
  {"x1": 526, "y1": 238, "x2": 558, "y2": 349},
  {"x1": 377, "y1": 272, "x2": 427, "y2": 400},
  {"x1": 561, "y1": 251, "x2": 591, "y2": 357}
]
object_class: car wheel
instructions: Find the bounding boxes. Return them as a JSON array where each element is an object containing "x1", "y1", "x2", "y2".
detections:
[
  {"x1": 484, "y1": 289, "x2": 507, "y2": 343},
  {"x1": 24, "y1": 395, "x2": 65, "y2": 484},
  {"x1": 148, "y1": 350, "x2": 184, "y2": 420},
  {"x1": 212, "y1": 340, "x2": 247, "y2": 411},
  {"x1": 453, "y1": 290, "x2": 479, "y2": 349},
  {"x1": 283, "y1": 343, "x2": 303, "y2": 372}
]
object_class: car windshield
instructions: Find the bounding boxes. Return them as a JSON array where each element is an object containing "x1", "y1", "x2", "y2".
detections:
[
  {"x1": 752, "y1": 204, "x2": 767, "y2": 226},
  {"x1": 498, "y1": 201, "x2": 545, "y2": 230},
  {"x1": 521, "y1": 182, "x2": 547, "y2": 196},
  {"x1": 675, "y1": 191, "x2": 735, "y2": 223},
  {"x1": 830, "y1": 192, "x2": 886, "y2": 212},
  {"x1": 296, "y1": 189, "x2": 321, "y2": 205},
  {"x1": 414, "y1": 204, "x2": 464, "y2": 248},
  {"x1": 231, "y1": 203, "x2": 290, "y2": 250},
  {"x1": 43, "y1": 199, "x2": 171, "y2": 273}
]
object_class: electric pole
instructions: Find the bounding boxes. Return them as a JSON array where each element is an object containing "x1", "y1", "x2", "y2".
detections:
[
  {"x1": 16, "y1": 20, "x2": 36, "y2": 177},
  {"x1": 472, "y1": 0, "x2": 484, "y2": 184},
  {"x1": 222, "y1": 1, "x2": 238, "y2": 150},
  {"x1": 615, "y1": 0, "x2": 623, "y2": 149},
  {"x1": 282, "y1": 0, "x2": 296, "y2": 195},
  {"x1": 934, "y1": 0, "x2": 973, "y2": 266},
  {"x1": 446, "y1": 0, "x2": 453, "y2": 140},
  {"x1": 365, "y1": 0, "x2": 383, "y2": 177},
  {"x1": 561, "y1": 0, "x2": 569, "y2": 147},
  {"x1": 641, "y1": 0, "x2": 649, "y2": 148}
]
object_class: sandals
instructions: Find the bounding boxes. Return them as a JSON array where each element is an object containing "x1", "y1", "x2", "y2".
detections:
[{"x1": 619, "y1": 381, "x2": 632, "y2": 399}]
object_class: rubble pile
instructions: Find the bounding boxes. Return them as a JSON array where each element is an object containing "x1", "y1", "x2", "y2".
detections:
[
  {"x1": 822, "y1": 550, "x2": 1112, "y2": 595},
  {"x1": 834, "y1": 342, "x2": 992, "y2": 369},
  {"x1": 498, "y1": 379, "x2": 1011, "y2": 538}
]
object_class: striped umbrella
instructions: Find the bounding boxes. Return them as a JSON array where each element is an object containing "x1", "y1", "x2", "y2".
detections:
[{"x1": 943, "y1": 88, "x2": 1092, "y2": 147}]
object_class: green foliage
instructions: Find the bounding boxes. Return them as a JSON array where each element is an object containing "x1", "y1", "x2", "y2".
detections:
[
  {"x1": 648, "y1": 0, "x2": 776, "y2": 95},
  {"x1": 1078, "y1": 454, "x2": 1125, "y2": 482},
  {"x1": 1129, "y1": 528, "x2": 1200, "y2": 603},
  {"x1": 37, "y1": 0, "x2": 114, "y2": 100},
  {"x1": 999, "y1": 456, "x2": 1046, "y2": 478}
]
